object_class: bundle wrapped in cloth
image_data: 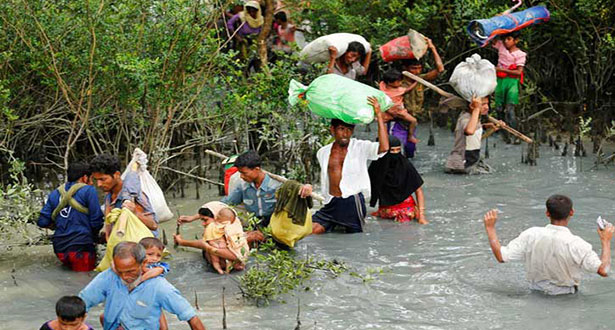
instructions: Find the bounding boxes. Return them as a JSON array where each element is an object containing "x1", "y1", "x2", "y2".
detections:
[
  {"x1": 379, "y1": 29, "x2": 428, "y2": 62},
  {"x1": 299, "y1": 33, "x2": 371, "y2": 63},
  {"x1": 449, "y1": 54, "x2": 497, "y2": 102},
  {"x1": 288, "y1": 74, "x2": 393, "y2": 124},
  {"x1": 467, "y1": 6, "x2": 550, "y2": 47}
]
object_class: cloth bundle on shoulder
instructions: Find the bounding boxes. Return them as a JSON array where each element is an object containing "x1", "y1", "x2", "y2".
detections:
[
  {"x1": 288, "y1": 74, "x2": 393, "y2": 124},
  {"x1": 270, "y1": 180, "x2": 313, "y2": 248},
  {"x1": 379, "y1": 29, "x2": 428, "y2": 62},
  {"x1": 122, "y1": 148, "x2": 173, "y2": 222},
  {"x1": 299, "y1": 33, "x2": 371, "y2": 63},
  {"x1": 467, "y1": 6, "x2": 550, "y2": 47},
  {"x1": 449, "y1": 54, "x2": 497, "y2": 102}
]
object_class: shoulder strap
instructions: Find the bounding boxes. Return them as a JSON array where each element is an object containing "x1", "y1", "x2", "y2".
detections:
[{"x1": 51, "y1": 183, "x2": 90, "y2": 220}]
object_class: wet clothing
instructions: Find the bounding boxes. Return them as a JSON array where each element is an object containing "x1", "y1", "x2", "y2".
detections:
[
  {"x1": 371, "y1": 195, "x2": 417, "y2": 223},
  {"x1": 332, "y1": 61, "x2": 365, "y2": 81},
  {"x1": 56, "y1": 249, "x2": 97, "y2": 272},
  {"x1": 40, "y1": 321, "x2": 95, "y2": 330},
  {"x1": 445, "y1": 112, "x2": 483, "y2": 173},
  {"x1": 105, "y1": 171, "x2": 158, "y2": 237},
  {"x1": 38, "y1": 182, "x2": 104, "y2": 255},
  {"x1": 501, "y1": 224, "x2": 602, "y2": 295},
  {"x1": 80, "y1": 269, "x2": 196, "y2": 330},
  {"x1": 221, "y1": 173, "x2": 281, "y2": 227},
  {"x1": 312, "y1": 193, "x2": 366, "y2": 233},
  {"x1": 273, "y1": 180, "x2": 312, "y2": 226}
]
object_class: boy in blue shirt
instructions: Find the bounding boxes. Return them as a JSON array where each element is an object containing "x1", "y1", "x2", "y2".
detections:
[{"x1": 38, "y1": 162, "x2": 104, "y2": 272}]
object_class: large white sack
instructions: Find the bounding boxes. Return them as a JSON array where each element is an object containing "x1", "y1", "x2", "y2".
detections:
[
  {"x1": 449, "y1": 54, "x2": 497, "y2": 101},
  {"x1": 299, "y1": 33, "x2": 371, "y2": 63},
  {"x1": 122, "y1": 148, "x2": 174, "y2": 222}
]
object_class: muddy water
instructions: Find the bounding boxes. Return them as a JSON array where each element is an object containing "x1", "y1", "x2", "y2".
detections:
[{"x1": 2, "y1": 126, "x2": 615, "y2": 330}]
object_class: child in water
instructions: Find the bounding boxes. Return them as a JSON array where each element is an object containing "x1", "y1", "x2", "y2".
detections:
[{"x1": 40, "y1": 296, "x2": 94, "y2": 330}]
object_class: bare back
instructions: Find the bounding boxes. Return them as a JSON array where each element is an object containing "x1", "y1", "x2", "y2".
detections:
[{"x1": 327, "y1": 144, "x2": 348, "y2": 197}]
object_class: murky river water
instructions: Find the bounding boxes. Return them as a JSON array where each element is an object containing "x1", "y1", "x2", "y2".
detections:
[{"x1": 2, "y1": 126, "x2": 615, "y2": 329}]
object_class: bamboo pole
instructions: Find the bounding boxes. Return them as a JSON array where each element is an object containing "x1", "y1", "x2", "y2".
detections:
[
  {"x1": 402, "y1": 71, "x2": 533, "y2": 144},
  {"x1": 205, "y1": 150, "x2": 325, "y2": 202}
]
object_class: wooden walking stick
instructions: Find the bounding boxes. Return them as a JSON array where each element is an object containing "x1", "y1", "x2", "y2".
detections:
[
  {"x1": 402, "y1": 71, "x2": 533, "y2": 144},
  {"x1": 205, "y1": 150, "x2": 326, "y2": 202}
]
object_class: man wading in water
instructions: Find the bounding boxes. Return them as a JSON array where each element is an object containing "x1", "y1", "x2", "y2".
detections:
[{"x1": 312, "y1": 96, "x2": 389, "y2": 234}]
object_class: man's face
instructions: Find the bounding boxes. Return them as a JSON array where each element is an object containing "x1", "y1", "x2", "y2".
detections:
[
  {"x1": 237, "y1": 166, "x2": 261, "y2": 183},
  {"x1": 92, "y1": 171, "x2": 121, "y2": 193},
  {"x1": 343, "y1": 51, "x2": 360, "y2": 65},
  {"x1": 113, "y1": 256, "x2": 144, "y2": 287},
  {"x1": 57, "y1": 317, "x2": 86, "y2": 330},
  {"x1": 330, "y1": 124, "x2": 354, "y2": 147},
  {"x1": 406, "y1": 64, "x2": 422, "y2": 75}
]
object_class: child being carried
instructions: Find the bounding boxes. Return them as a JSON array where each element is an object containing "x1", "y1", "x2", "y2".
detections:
[{"x1": 203, "y1": 207, "x2": 249, "y2": 274}]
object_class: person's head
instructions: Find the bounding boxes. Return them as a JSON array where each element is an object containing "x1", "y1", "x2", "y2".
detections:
[
  {"x1": 401, "y1": 58, "x2": 422, "y2": 75},
  {"x1": 90, "y1": 154, "x2": 122, "y2": 193},
  {"x1": 245, "y1": 1, "x2": 260, "y2": 19},
  {"x1": 112, "y1": 241, "x2": 146, "y2": 289},
  {"x1": 216, "y1": 207, "x2": 236, "y2": 224},
  {"x1": 230, "y1": 4, "x2": 243, "y2": 14},
  {"x1": 139, "y1": 237, "x2": 164, "y2": 264},
  {"x1": 546, "y1": 194, "x2": 574, "y2": 223},
  {"x1": 330, "y1": 119, "x2": 355, "y2": 147},
  {"x1": 234, "y1": 150, "x2": 263, "y2": 183},
  {"x1": 274, "y1": 11, "x2": 287, "y2": 25},
  {"x1": 382, "y1": 69, "x2": 403, "y2": 88},
  {"x1": 67, "y1": 161, "x2": 92, "y2": 184},
  {"x1": 54, "y1": 296, "x2": 87, "y2": 330},
  {"x1": 198, "y1": 207, "x2": 215, "y2": 226},
  {"x1": 388, "y1": 136, "x2": 402, "y2": 154},
  {"x1": 468, "y1": 96, "x2": 490, "y2": 115},
  {"x1": 342, "y1": 41, "x2": 365, "y2": 65},
  {"x1": 502, "y1": 31, "x2": 521, "y2": 50}
]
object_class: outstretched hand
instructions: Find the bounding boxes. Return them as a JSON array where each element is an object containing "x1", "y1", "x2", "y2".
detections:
[
  {"x1": 483, "y1": 209, "x2": 499, "y2": 228},
  {"x1": 598, "y1": 224, "x2": 615, "y2": 242}
]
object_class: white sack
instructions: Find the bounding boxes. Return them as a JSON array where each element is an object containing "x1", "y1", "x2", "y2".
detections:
[
  {"x1": 122, "y1": 148, "x2": 174, "y2": 222},
  {"x1": 299, "y1": 33, "x2": 371, "y2": 63},
  {"x1": 449, "y1": 54, "x2": 497, "y2": 101}
]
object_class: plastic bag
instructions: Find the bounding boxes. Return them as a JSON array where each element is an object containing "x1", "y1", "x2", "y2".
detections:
[
  {"x1": 122, "y1": 148, "x2": 173, "y2": 222},
  {"x1": 379, "y1": 29, "x2": 428, "y2": 62},
  {"x1": 288, "y1": 74, "x2": 393, "y2": 124},
  {"x1": 95, "y1": 208, "x2": 155, "y2": 271},
  {"x1": 270, "y1": 211, "x2": 312, "y2": 248},
  {"x1": 299, "y1": 33, "x2": 371, "y2": 64},
  {"x1": 449, "y1": 54, "x2": 497, "y2": 102},
  {"x1": 467, "y1": 6, "x2": 550, "y2": 47}
]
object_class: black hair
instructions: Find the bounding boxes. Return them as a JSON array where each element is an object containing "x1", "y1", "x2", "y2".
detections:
[
  {"x1": 234, "y1": 150, "x2": 262, "y2": 169},
  {"x1": 274, "y1": 11, "x2": 287, "y2": 22},
  {"x1": 139, "y1": 237, "x2": 165, "y2": 251},
  {"x1": 502, "y1": 31, "x2": 521, "y2": 39},
  {"x1": 331, "y1": 118, "x2": 355, "y2": 129},
  {"x1": 401, "y1": 58, "x2": 421, "y2": 67},
  {"x1": 67, "y1": 161, "x2": 92, "y2": 182},
  {"x1": 55, "y1": 296, "x2": 86, "y2": 321},
  {"x1": 198, "y1": 207, "x2": 215, "y2": 218},
  {"x1": 346, "y1": 41, "x2": 366, "y2": 58},
  {"x1": 90, "y1": 154, "x2": 121, "y2": 175},
  {"x1": 546, "y1": 194, "x2": 573, "y2": 221},
  {"x1": 382, "y1": 69, "x2": 402, "y2": 84}
]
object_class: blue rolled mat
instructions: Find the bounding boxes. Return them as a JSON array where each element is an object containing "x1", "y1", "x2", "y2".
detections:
[{"x1": 467, "y1": 6, "x2": 550, "y2": 47}]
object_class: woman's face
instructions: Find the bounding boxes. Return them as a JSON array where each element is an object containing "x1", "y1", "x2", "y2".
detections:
[
  {"x1": 247, "y1": 7, "x2": 258, "y2": 19},
  {"x1": 343, "y1": 51, "x2": 360, "y2": 64},
  {"x1": 389, "y1": 146, "x2": 402, "y2": 154}
]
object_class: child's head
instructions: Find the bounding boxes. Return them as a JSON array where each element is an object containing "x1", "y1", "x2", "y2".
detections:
[
  {"x1": 216, "y1": 207, "x2": 236, "y2": 223},
  {"x1": 468, "y1": 96, "x2": 490, "y2": 115},
  {"x1": 382, "y1": 69, "x2": 403, "y2": 88},
  {"x1": 502, "y1": 31, "x2": 521, "y2": 50},
  {"x1": 546, "y1": 194, "x2": 574, "y2": 222},
  {"x1": 55, "y1": 296, "x2": 87, "y2": 330},
  {"x1": 274, "y1": 11, "x2": 287, "y2": 25},
  {"x1": 139, "y1": 237, "x2": 164, "y2": 264},
  {"x1": 401, "y1": 58, "x2": 422, "y2": 75}
]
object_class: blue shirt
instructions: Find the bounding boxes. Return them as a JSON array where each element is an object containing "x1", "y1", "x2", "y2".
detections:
[
  {"x1": 221, "y1": 173, "x2": 281, "y2": 218},
  {"x1": 79, "y1": 269, "x2": 196, "y2": 330},
  {"x1": 147, "y1": 262, "x2": 170, "y2": 276},
  {"x1": 37, "y1": 182, "x2": 104, "y2": 253}
]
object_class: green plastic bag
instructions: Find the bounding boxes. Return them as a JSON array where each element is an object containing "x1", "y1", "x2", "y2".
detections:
[{"x1": 288, "y1": 74, "x2": 393, "y2": 124}]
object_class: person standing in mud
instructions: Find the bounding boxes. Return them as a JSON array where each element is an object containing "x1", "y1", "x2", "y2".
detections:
[{"x1": 311, "y1": 97, "x2": 388, "y2": 234}]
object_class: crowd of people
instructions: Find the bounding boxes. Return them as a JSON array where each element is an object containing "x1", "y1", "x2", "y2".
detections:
[{"x1": 33, "y1": 2, "x2": 611, "y2": 330}]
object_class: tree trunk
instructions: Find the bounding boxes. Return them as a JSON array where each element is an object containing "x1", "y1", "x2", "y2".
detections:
[{"x1": 257, "y1": 0, "x2": 274, "y2": 74}]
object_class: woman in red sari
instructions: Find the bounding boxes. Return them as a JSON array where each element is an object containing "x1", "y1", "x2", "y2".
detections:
[{"x1": 368, "y1": 136, "x2": 427, "y2": 224}]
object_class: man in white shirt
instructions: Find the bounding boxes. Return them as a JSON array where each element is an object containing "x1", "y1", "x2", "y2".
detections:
[
  {"x1": 483, "y1": 194, "x2": 613, "y2": 295},
  {"x1": 312, "y1": 97, "x2": 388, "y2": 234}
]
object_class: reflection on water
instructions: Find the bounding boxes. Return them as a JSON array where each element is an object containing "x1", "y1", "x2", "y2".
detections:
[{"x1": 2, "y1": 127, "x2": 615, "y2": 329}]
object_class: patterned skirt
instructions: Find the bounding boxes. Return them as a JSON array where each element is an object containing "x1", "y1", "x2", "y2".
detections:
[{"x1": 371, "y1": 195, "x2": 416, "y2": 223}]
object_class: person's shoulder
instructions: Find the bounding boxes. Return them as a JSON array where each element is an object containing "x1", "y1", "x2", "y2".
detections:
[{"x1": 317, "y1": 143, "x2": 332, "y2": 156}]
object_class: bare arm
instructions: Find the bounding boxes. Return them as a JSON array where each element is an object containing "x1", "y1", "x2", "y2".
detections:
[
  {"x1": 597, "y1": 226, "x2": 614, "y2": 277},
  {"x1": 177, "y1": 214, "x2": 200, "y2": 225},
  {"x1": 188, "y1": 316, "x2": 206, "y2": 330},
  {"x1": 367, "y1": 96, "x2": 389, "y2": 153},
  {"x1": 326, "y1": 46, "x2": 338, "y2": 74},
  {"x1": 123, "y1": 200, "x2": 158, "y2": 231},
  {"x1": 361, "y1": 49, "x2": 372, "y2": 74},
  {"x1": 141, "y1": 267, "x2": 164, "y2": 282},
  {"x1": 415, "y1": 187, "x2": 427, "y2": 223},
  {"x1": 423, "y1": 38, "x2": 445, "y2": 81},
  {"x1": 464, "y1": 97, "x2": 482, "y2": 136},
  {"x1": 483, "y1": 209, "x2": 504, "y2": 263},
  {"x1": 496, "y1": 66, "x2": 524, "y2": 76}
]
